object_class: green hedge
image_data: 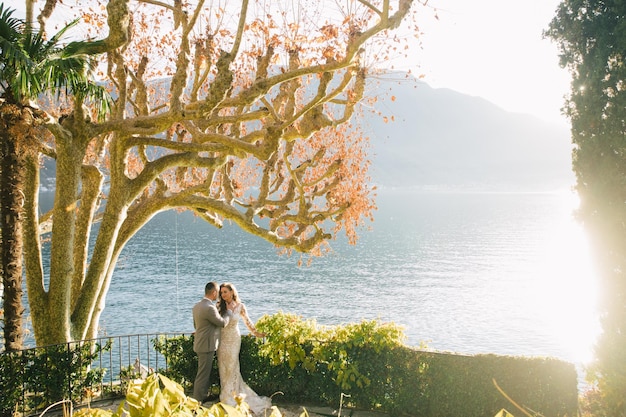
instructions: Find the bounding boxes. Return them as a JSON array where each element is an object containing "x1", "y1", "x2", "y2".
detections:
[
  {"x1": 401, "y1": 351, "x2": 578, "y2": 417},
  {"x1": 154, "y1": 313, "x2": 578, "y2": 416},
  {"x1": 0, "y1": 350, "x2": 24, "y2": 417},
  {"x1": 0, "y1": 341, "x2": 109, "y2": 417}
]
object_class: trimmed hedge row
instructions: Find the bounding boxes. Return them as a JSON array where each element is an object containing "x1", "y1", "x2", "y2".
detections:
[
  {"x1": 245, "y1": 339, "x2": 578, "y2": 416},
  {"x1": 154, "y1": 314, "x2": 578, "y2": 417}
]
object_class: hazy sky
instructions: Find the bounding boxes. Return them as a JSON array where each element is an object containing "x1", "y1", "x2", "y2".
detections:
[
  {"x1": 12, "y1": 0, "x2": 570, "y2": 126},
  {"x1": 396, "y1": 0, "x2": 571, "y2": 126}
]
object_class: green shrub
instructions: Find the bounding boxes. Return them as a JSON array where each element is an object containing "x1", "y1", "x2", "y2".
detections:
[
  {"x1": 406, "y1": 352, "x2": 578, "y2": 417},
  {"x1": 0, "y1": 341, "x2": 110, "y2": 416},
  {"x1": 0, "y1": 350, "x2": 24, "y2": 417},
  {"x1": 253, "y1": 312, "x2": 411, "y2": 408},
  {"x1": 24, "y1": 341, "x2": 109, "y2": 409},
  {"x1": 153, "y1": 335, "x2": 196, "y2": 390},
  {"x1": 153, "y1": 313, "x2": 578, "y2": 416},
  {"x1": 241, "y1": 334, "x2": 320, "y2": 403}
]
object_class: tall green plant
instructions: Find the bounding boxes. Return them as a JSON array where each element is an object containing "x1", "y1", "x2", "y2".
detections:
[
  {"x1": 0, "y1": 350, "x2": 23, "y2": 417},
  {"x1": 545, "y1": 2, "x2": 626, "y2": 415},
  {"x1": 152, "y1": 335, "x2": 203, "y2": 392},
  {"x1": 256, "y1": 312, "x2": 325, "y2": 371},
  {"x1": 256, "y1": 312, "x2": 408, "y2": 406},
  {"x1": 0, "y1": 341, "x2": 110, "y2": 416},
  {"x1": 24, "y1": 342, "x2": 108, "y2": 410}
]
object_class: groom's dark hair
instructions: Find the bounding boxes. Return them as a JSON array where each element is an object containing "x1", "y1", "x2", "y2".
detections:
[{"x1": 205, "y1": 281, "x2": 218, "y2": 295}]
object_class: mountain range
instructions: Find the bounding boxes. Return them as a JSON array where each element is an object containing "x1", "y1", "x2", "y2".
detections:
[
  {"x1": 366, "y1": 75, "x2": 574, "y2": 191},
  {"x1": 39, "y1": 74, "x2": 574, "y2": 193}
]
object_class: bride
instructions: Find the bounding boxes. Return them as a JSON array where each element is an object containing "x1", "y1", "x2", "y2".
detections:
[{"x1": 217, "y1": 282, "x2": 271, "y2": 415}]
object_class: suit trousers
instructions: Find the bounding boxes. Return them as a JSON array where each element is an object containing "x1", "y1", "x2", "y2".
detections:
[{"x1": 193, "y1": 350, "x2": 215, "y2": 401}]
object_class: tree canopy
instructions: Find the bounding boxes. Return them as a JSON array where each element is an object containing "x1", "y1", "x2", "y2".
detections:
[
  {"x1": 546, "y1": 1, "x2": 626, "y2": 414},
  {"x1": 2, "y1": 0, "x2": 425, "y2": 346}
]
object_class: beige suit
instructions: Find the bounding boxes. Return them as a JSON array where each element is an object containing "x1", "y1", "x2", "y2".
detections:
[{"x1": 192, "y1": 298, "x2": 229, "y2": 401}]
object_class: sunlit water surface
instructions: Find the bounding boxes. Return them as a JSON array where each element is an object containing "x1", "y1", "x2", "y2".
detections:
[{"x1": 98, "y1": 189, "x2": 599, "y2": 371}]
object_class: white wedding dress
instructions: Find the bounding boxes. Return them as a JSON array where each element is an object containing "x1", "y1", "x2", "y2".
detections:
[{"x1": 217, "y1": 303, "x2": 271, "y2": 415}]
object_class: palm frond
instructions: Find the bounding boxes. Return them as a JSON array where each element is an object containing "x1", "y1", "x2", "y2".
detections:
[
  {"x1": 77, "y1": 82, "x2": 113, "y2": 121},
  {"x1": 12, "y1": 68, "x2": 42, "y2": 101},
  {"x1": 44, "y1": 55, "x2": 87, "y2": 89},
  {"x1": 46, "y1": 18, "x2": 80, "y2": 50},
  {"x1": 0, "y1": 4, "x2": 30, "y2": 80},
  {"x1": 0, "y1": 36, "x2": 30, "y2": 76},
  {"x1": 0, "y1": 4, "x2": 22, "y2": 40},
  {"x1": 42, "y1": 53, "x2": 112, "y2": 119},
  {"x1": 0, "y1": 5, "x2": 110, "y2": 117},
  {"x1": 25, "y1": 18, "x2": 80, "y2": 62},
  {"x1": 22, "y1": 31, "x2": 53, "y2": 62}
]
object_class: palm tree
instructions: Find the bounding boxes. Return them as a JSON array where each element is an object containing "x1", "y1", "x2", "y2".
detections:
[{"x1": 0, "y1": 3, "x2": 110, "y2": 351}]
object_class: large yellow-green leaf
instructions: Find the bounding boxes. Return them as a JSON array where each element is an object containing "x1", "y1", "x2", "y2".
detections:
[{"x1": 73, "y1": 408, "x2": 114, "y2": 417}]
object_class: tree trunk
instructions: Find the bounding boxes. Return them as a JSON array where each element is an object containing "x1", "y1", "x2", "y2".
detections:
[{"x1": 0, "y1": 104, "x2": 27, "y2": 351}]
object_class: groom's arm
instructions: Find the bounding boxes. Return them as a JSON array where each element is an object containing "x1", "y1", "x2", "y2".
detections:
[{"x1": 206, "y1": 305, "x2": 230, "y2": 327}]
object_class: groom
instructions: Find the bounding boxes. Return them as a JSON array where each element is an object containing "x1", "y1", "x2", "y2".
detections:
[{"x1": 192, "y1": 281, "x2": 231, "y2": 402}]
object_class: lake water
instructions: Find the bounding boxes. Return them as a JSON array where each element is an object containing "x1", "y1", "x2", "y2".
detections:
[{"x1": 100, "y1": 188, "x2": 600, "y2": 369}]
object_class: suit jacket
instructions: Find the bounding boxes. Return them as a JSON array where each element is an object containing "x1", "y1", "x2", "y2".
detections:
[{"x1": 192, "y1": 298, "x2": 230, "y2": 353}]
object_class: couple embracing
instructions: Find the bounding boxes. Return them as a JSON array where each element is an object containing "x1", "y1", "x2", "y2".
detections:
[{"x1": 192, "y1": 281, "x2": 271, "y2": 415}]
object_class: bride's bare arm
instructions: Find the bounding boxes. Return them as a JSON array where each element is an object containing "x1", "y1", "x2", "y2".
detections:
[{"x1": 240, "y1": 304, "x2": 266, "y2": 338}]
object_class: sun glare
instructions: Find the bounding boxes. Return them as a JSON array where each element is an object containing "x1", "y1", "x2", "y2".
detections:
[{"x1": 536, "y1": 191, "x2": 601, "y2": 365}]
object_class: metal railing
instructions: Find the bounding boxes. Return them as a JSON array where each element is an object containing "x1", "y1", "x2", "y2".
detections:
[{"x1": 0, "y1": 332, "x2": 191, "y2": 417}]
